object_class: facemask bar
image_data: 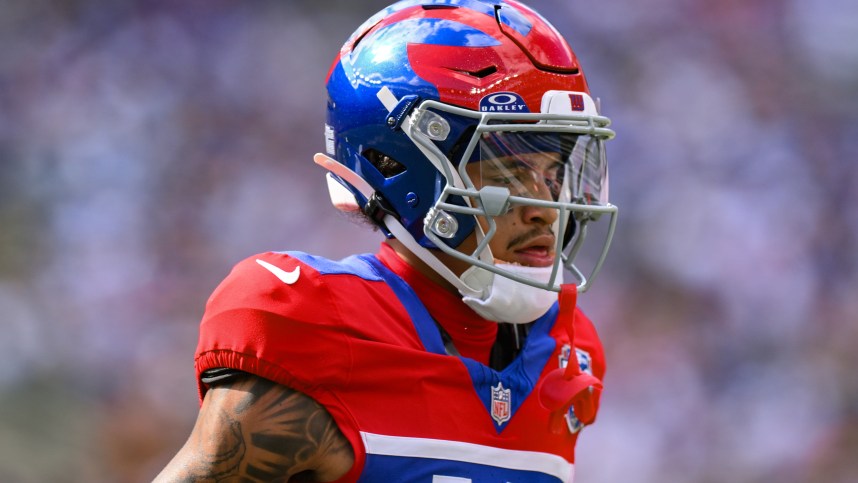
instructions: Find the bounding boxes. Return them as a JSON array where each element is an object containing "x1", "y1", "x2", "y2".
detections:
[{"x1": 402, "y1": 98, "x2": 616, "y2": 293}]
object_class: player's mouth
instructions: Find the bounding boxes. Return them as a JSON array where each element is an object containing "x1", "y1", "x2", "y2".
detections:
[{"x1": 510, "y1": 233, "x2": 556, "y2": 267}]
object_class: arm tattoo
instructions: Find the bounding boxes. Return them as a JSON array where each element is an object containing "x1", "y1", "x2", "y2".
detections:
[{"x1": 159, "y1": 375, "x2": 353, "y2": 482}]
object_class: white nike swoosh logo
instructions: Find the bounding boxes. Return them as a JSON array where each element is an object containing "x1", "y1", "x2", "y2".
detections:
[{"x1": 256, "y1": 259, "x2": 300, "y2": 285}]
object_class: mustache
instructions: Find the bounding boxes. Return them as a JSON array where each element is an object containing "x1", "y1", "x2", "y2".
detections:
[{"x1": 507, "y1": 227, "x2": 556, "y2": 251}]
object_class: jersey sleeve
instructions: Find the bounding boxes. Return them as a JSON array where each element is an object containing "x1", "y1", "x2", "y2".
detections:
[{"x1": 193, "y1": 252, "x2": 355, "y2": 402}]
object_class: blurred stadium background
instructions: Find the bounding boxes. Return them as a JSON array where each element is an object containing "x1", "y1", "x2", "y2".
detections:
[{"x1": 1, "y1": 0, "x2": 857, "y2": 481}]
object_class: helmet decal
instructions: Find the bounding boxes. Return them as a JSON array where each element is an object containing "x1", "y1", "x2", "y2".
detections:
[{"x1": 479, "y1": 92, "x2": 530, "y2": 113}]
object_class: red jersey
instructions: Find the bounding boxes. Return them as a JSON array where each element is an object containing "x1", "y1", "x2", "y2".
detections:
[{"x1": 195, "y1": 243, "x2": 605, "y2": 482}]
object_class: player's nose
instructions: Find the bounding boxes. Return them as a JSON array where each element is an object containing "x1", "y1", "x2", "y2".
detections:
[{"x1": 520, "y1": 203, "x2": 558, "y2": 226}]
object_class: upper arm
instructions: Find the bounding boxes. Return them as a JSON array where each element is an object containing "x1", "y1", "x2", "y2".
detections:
[{"x1": 154, "y1": 374, "x2": 354, "y2": 482}]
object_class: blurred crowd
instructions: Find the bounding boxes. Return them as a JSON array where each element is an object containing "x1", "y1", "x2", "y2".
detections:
[{"x1": 1, "y1": 0, "x2": 856, "y2": 482}]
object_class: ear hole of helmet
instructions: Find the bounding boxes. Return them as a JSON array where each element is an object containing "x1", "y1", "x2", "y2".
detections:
[{"x1": 363, "y1": 149, "x2": 406, "y2": 178}]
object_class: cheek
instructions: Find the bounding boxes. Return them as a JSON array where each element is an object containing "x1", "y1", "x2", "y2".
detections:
[
  {"x1": 484, "y1": 214, "x2": 518, "y2": 254},
  {"x1": 477, "y1": 213, "x2": 517, "y2": 233}
]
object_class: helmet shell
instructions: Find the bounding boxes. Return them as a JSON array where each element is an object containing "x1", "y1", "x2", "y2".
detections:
[{"x1": 325, "y1": 0, "x2": 591, "y2": 247}]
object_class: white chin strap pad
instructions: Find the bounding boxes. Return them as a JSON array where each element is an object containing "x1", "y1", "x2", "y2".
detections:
[{"x1": 461, "y1": 263, "x2": 561, "y2": 324}]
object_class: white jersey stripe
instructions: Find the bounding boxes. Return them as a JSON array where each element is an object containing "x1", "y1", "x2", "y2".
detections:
[{"x1": 360, "y1": 431, "x2": 575, "y2": 482}]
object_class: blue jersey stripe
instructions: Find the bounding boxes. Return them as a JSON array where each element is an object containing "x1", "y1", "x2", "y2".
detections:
[
  {"x1": 358, "y1": 432, "x2": 572, "y2": 482},
  {"x1": 359, "y1": 254, "x2": 449, "y2": 355},
  {"x1": 282, "y1": 251, "x2": 383, "y2": 281}
]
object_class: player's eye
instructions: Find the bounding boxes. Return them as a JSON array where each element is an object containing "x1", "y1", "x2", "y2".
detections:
[{"x1": 489, "y1": 175, "x2": 515, "y2": 185}]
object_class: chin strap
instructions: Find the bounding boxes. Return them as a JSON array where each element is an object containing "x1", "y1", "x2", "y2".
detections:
[{"x1": 538, "y1": 284, "x2": 603, "y2": 434}]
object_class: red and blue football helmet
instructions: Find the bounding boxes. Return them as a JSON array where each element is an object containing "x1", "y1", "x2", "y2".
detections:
[{"x1": 316, "y1": 0, "x2": 617, "y2": 298}]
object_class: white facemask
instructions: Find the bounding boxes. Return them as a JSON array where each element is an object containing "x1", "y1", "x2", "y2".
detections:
[{"x1": 460, "y1": 262, "x2": 561, "y2": 324}]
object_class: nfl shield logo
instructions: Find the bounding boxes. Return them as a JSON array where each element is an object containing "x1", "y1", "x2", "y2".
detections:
[{"x1": 490, "y1": 382, "x2": 512, "y2": 425}]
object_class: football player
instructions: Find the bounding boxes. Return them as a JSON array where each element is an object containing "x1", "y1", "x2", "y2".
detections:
[{"x1": 156, "y1": 0, "x2": 617, "y2": 481}]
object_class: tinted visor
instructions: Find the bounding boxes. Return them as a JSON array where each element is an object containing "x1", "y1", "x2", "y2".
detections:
[{"x1": 472, "y1": 131, "x2": 608, "y2": 206}]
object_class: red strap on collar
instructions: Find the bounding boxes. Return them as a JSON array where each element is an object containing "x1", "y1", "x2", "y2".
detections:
[{"x1": 538, "y1": 284, "x2": 603, "y2": 433}]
